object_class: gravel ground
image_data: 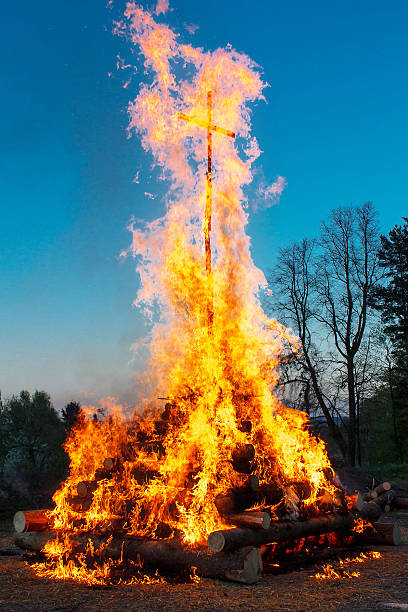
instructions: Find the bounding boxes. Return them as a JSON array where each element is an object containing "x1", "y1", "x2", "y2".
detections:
[{"x1": 0, "y1": 513, "x2": 407, "y2": 612}]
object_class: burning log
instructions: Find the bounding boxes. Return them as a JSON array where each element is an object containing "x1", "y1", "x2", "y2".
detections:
[
  {"x1": 131, "y1": 467, "x2": 162, "y2": 485},
  {"x1": 360, "y1": 521, "x2": 402, "y2": 546},
  {"x1": 214, "y1": 476, "x2": 259, "y2": 516},
  {"x1": 231, "y1": 445, "x2": 256, "y2": 475},
  {"x1": 14, "y1": 531, "x2": 263, "y2": 584},
  {"x1": 76, "y1": 480, "x2": 98, "y2": 498},
  {"x1": 288, "y1": 481, "x2": 313, "y2": 501},
  {"x1": 232, "y1": 444, "x2": 255, "y2": 463},
  {"x1": 103, "y1": 457, "x2": 119, "y2": 472},
  {"x1": 13, "y1": 510, "x2": 49, "y2": 533},
  {"x1": 207, "y1": 513, "x2": 355, "y2": 553},
  {"x1": 69, "y1": 495, "x2": 93, "y2": 512},
  {"x1": 282, "y1": 486, "x2": 300, "y2": 520},
  {"x1": 257, "y1": 483, "x2": 283, "y2": 506},
  {"x1": 225, "y1": 511, "x2": 271, "y2": 530}
]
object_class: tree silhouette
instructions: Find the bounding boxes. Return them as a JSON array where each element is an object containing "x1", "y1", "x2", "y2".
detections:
[{"x1": 61, "y1": 401, "x2": 82, "y2": 432}]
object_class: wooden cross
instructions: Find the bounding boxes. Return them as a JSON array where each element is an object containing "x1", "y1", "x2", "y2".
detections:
[{"x1": 178, "y1": 91, "x2": 235, "y2": 328}]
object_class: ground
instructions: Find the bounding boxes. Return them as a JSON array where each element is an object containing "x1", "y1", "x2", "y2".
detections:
[{"x1": 1, "y1": 512, "x2": 408, "y2": 612}]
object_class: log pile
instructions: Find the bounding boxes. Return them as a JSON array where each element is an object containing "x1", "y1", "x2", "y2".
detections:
[
  {"x1": 12, "y1": 433, "x2": 405, "y2": 584},
  {"x1": 360, "y1": 481, "x2": 408, "y2": 518}
]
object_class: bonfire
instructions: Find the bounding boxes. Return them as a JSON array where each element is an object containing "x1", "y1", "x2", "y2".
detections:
[{"x1": 13, "y1": 1, "x2": 403, "y2": 585}]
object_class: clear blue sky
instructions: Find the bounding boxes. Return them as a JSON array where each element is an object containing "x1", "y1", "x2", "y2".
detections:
[{"x1": 1, "y1": 0, "x2": 407, "y2": 410}]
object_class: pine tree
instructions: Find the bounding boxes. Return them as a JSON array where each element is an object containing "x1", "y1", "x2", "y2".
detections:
[
  {"x1": 373, "y1": 217, "x2": 408, "y2": 462},
  {"x1": 61, "y1": 401, "x2": 81, "y2": 432}
]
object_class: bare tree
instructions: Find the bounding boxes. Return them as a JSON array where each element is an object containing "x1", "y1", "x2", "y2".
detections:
[{"x1": 269, "y1": 203, "x2": 380, "y2": 465}]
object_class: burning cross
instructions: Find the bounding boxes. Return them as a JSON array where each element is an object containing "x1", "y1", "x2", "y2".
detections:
[{"x1": 178, "y1": 91, "x2": 235, "y2": 328}]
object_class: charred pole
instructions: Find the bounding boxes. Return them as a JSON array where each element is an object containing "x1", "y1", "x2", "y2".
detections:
[{"x1": 178, "y1": 91, "x2": 235, "y2": 329}]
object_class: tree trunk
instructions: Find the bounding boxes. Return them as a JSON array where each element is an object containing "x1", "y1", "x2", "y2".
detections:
[{"x1": 347, "y1": 359, "x2": 357, "y2": 466}]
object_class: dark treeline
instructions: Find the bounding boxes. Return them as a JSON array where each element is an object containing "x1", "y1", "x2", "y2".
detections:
[
  {"x1": 268, "y1": 206, "x2": 408, "y2": 467},
  {"x1": 0, "y1": 391, "x2": 80, "y2": 517}
]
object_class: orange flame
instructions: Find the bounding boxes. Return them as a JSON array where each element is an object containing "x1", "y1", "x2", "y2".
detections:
[
  {"x1": 33, "y1": 2, "x2": 344, "y2": 583},
  {"x1": 312, "y1": 551, "x2": 382, "y2": 580}
]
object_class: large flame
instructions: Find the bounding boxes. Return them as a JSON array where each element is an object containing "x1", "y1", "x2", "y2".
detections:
[{"x1": 35, "y1": 2, "x2": 340, "y2": 583}]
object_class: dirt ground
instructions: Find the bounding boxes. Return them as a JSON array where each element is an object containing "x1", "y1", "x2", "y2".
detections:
[{"x1": 1, "y1": 513, "x2": 408, "y2": 612}]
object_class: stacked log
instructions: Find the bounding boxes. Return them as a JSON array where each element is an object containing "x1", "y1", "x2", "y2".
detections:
[
  {"x1": 208, "y1": 514, "x2": 355, "y2": 553},
  {"x1": 13, "y1": 443, "x2": 404, "y2": 585},
  {"x1": 14, "y1": 530, "x2": 262, "y2": 584},
  {"x1": 361, "y1": 481, "x2": 407, "y2": 514}
]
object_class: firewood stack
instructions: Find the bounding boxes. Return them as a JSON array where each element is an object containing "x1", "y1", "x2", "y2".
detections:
[
  {"x1": 359, "y1": 481, "x2": 408, "y2": 520},
  {"x1": 11, "y1": 408, "x2": 406, "y2": 584},
  {"x1": 12, "y1": 437, "x2": 404, "y2": 585}
]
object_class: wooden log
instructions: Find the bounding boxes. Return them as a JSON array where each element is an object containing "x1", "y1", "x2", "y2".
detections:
[
  {"x1": 214, "y1": 477, "x2": 259, "y2": 516},
  {"x1": 131, "y1": 468, "x2": 162, "y2": 485},
  {"x1": 13, "y1": 510, "x2": 49, "y2": 533},
  {"x1": 257, "y1": 484, "x2": 283, "y2": 506},
  {"x1": 232, "y1": 444, "x2": 255, "y2": 463},
  {"x1": 365, "y1": 482, "x2": 392, "y2": 500},
  {"x1": 76, "y1": 480, "x2": 98, "y2": 498},
  {"x1": 395, "y1": 497, "x2": 408, "y2": 509},
  {"x1": 235, "y1": 474, "x2": 259, "y2": 491},
  {"x1": 232, "y1": 458, "x2": 254, "y2": 474},
  {"x1": 373, "y1": 482, "x2": 392, "y2": 496},
  {"x1": 359, "y1": 500, "x2": 383, "y2": 522},
  {"x1": 69, "y1": 494, "x2": 93, "y2": 512},
  {"x1": 238, "y1": 420, "x2": 252, "y2": 433},
  {"x1": 289, "y1": 481, "x2": 313, "y2": 501},
  {"x1": 103, "y1": 457, "x2": 117, "y2": 471},
  {"x1": 363, "y1": 491, "x2": 378, "y2": 501},
  {"x1": 360, "y1": 521, "x2": 402, "y2": 546},
  {"x1": 214, "y1": 493, "x2": 235, "y2": 516},
  {"x1": 14, "y1": 530, "x2": 56, "y2": 551},
  {"x1": 282, "y1": 486, "x2": 300, "y2": 520},
  {"x1": 375, "y1": 490, "x2": 396, "y2": 512},
  {"x1": 349, "y1": 492, "x2": 364, "y2": 512},
  {"x1": 14, "y1": 531, "x2": 263, "y2": 584},
  {"x1": 322, "y1": 467, "x2": 335, "y2": 483},
  {"x1": 208, "y1": 513, "x2": 355, "y2": 553},
  {"x1": 226, "y1": 511, "x2": 271, "y2": 530}
]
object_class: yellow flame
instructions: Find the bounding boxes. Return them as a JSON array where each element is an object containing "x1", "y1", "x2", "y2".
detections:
[{"x1": 34, "y1": 2, "x2": 345, "y2": 583}]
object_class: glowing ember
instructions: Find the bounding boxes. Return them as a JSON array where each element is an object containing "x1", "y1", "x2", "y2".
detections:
[{"x1": 32, "y1": 2, "x2": 346, "y2": 583}]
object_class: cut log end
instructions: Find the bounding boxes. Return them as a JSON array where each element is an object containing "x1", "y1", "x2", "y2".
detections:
[
  {"x1": 208, "y1": 531, "x2": 226, "y2": 553},
  {"x1": 361, "y1": 521, "x2": 402, "y2": 546},
  {"x1": 103, "y1": 457, "x2": 115, "y2": 471},
  {"x1": 225, "y1": 546, "x2": 262, "y2": 584},
  {"x1": 13, "y1": 510, "x2": 49, "y2": 534}
]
